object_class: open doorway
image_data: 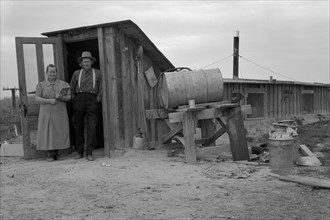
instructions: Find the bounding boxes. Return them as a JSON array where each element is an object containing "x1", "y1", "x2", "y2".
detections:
[{"x1": 65, "y1": 39, "x2": 104, "y2": 151}]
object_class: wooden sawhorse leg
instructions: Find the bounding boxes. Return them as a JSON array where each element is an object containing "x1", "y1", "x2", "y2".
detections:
[
  {"x1": 226, "y1": 106, "x2": 250, "y2": 161},
  {"x1": 183, "y1": 111, "x2": 197, "y2": 164}
]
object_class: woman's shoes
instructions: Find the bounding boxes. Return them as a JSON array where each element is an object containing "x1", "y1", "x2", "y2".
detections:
[
  {"x1": 47, "y1": 152, "x2": 63, "y2": 162},
  {"x1": 55, "y1": 154, "x2": 63, "y2": 160}
]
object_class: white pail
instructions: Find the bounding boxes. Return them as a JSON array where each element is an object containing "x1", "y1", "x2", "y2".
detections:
[{"x1": 133, "y1": 135, "x2": 147, "y2": 149}]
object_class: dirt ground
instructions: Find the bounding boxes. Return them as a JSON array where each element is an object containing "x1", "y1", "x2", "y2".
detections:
[{"x1": 1, "y1": 114, "x2": 329, "y2": 220}]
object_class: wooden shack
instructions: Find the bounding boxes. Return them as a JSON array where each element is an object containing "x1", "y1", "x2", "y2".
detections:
[
  {"x1": 15, "y1": 19, "x2": 329, "y2": 159},
  {"x1": 222, "y1": 79, "x2": 330, "y2": 119},
  {"x1": 15, "y1": 20, "x2": 174, "y2": 158}
]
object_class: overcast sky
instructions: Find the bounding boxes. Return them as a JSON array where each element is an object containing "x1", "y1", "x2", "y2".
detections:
[{"x1": 1, "y1": 0, "x2": 329, "y2": 98}]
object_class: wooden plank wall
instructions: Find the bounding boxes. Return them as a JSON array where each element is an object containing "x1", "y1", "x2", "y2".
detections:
[
  {"x1": 223, "y1": 82, "x2": 329, "y2": 119},
  {"x1": 102, "y1": 27, "x2": 120, "y2": 154},
  {"x1": 140, "y1": 55, "x2": 158, "y2": 142},
  {"x1": 100, "y1": 26, "x2": 162, "y2": 149}
]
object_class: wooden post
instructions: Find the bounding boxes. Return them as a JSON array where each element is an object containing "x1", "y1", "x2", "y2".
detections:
[
  {"x1": 3, "y1": 87, "x2": 19, "y2": 109},
  {"x1": 233, "y1": 30, "x2": 239, "y2": 80},
  {"x1": 226, "y1": 106, "x2": 249, "y2": 161},
  {"x1": 11, "y1": 89, "x2": 16, "y2": 109},
  {"x1": 183, "y1": 111, "x2": 197, "y2": 164}
]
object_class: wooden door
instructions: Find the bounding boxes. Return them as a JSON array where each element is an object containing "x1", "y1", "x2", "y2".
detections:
[{"x1": 15, "y1": 37, "x2": 64, "y2": 159}]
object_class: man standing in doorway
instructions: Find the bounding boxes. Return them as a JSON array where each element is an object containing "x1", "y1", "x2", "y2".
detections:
[{"x1": 70, "y1": 51, "x2": 102, "y2": 161}]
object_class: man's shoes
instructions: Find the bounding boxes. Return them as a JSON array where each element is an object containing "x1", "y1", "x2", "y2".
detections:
[
  {"x1": 86, "y1": 155, "x2": 95, "y2": 161},
  {"x1": 74, "y1": 154, "x2": 84, "y2": 160},
  {"x1": 47, "y1": 157, "x2": 55, "y2": 162}
]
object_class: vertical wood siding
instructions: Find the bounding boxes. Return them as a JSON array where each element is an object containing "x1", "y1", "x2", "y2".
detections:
[
  {"x1": 99, "y1": 27, "x2": 164, "y2": 149},
  {"x1": 223, "y1": 82, "x2": 329, "y2": 119}
]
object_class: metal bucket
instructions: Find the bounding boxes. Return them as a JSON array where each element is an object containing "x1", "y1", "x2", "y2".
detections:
[
  {"x1": 157, "y1": 68, "x2": 224, "y2": 109},
  {"x1": 133, "y1": 134, "x2": 147, "y2": 149}
]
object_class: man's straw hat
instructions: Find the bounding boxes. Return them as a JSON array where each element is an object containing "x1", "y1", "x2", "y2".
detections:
[{"x1": 77, "y1": 51, "x2": 96, "y2": 63}]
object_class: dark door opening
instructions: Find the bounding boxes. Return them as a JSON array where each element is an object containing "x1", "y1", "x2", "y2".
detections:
[
  {"x1": 65, "y1": 39, "x2": 104, "y2": 150},
  {"x1": 247, "y1": 93, "x2": 265, "y2": 118}
]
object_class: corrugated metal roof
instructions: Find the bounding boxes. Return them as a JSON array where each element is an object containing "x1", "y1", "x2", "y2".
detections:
[
  {"x1": 223, "y1": 78, "x2": 330, "y2": 87},
  {"x1": 41, "y1": 20, "x2": 175, "y2": 71}
]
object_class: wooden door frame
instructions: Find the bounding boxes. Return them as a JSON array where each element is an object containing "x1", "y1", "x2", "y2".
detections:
[{"x1": 15, "y1": 36, "x2": 64, "y2": 159}]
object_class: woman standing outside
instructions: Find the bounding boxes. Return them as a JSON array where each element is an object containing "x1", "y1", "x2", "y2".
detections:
[{"x1": 35, "y1": 64, "x2": 71, "y2": 161}]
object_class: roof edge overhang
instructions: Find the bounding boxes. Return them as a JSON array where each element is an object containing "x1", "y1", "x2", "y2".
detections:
[
  {"x1": 42, "y1": 20, "x2": 175, "y2": 71},
  {"x1": 223, "y1": 78, "x2": 330, "y2": 87}
]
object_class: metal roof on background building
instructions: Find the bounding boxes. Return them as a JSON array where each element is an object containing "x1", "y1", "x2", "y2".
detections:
[
  {"x1": 41, "y1": 20, "x2": 175, "y2": 71},
  {"x1": 223, "y1": 78, "x2": 330, "y2": 87}
]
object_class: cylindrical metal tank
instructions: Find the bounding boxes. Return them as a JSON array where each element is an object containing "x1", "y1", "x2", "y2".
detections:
[
  {"x1": 157, "y1": 68, "x2": 224, "y2": 109},
  {"x1": 277, "y1": 120, "x2": 299, "y2": 163},
  {"x1": 268, "y1": 123, "x2": 294, "y2": 174}
]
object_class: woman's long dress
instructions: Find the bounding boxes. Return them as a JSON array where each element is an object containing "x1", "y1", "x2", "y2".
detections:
[{"x1": 35, "y1": 79, "x2": 70, "y2": 150}]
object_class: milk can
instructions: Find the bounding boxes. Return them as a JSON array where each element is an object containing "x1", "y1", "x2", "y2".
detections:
[
  {"x1": 277, "y1": 120, "x2": 299, "y2": 163},
  {"x1": 268, "y1": 123, "x2": 294, "y2": 174}
]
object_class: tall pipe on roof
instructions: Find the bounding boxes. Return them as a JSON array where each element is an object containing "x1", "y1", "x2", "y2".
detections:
[{"x1": 233, "y1": 30, "x2": 239, "y2": 80}]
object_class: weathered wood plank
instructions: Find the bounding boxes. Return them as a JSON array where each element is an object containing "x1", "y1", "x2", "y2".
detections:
[
  {"x1": 271, "y1": 84, "x2": 275, "y2": 118},
  {"x1": 115, "y1": 29, "x2": 125, "y2": 148},
  {"x1": 55, "y1": 34, "x2": 65, "y2": 81},
  {"x1": 35, "y1": 43, "x2": 45, "y2": 82},
  {"x1": 169, "y1": 104, "x2": 245, "y2": 123},
  {"x1": 324, "y1": 87, "x2": 328, "y2": 113},
  {"x1": 129, "y1": 40, "x2": 138, "y2": 138},
  {"x1": 290, "y1": 85, "x2": 294, "y2": 116},
  {"x1": 293, "y1": 85, "x2": 297, "y2": 116},
  {"x1": 276, "y1": 175, "x2": 330, "y2": 189},
  {"x1": 278, "y1": 84, "x2": 282, "y2": 118},
  {"x1": 196, "y1": 118, "x2": 227, "y2": 145},
  {"x1": 145, "y1": 109, "x2": 168, "y2": 119},
  {"x1": 15, "y1": 38, "x2": 31, "y2": 159},
  {"x1": 162, "y1": 123, "x2": 183, "y2": 144},
  {"x1": 124, "y1": 37, "x2": 133, "y2": 147},
  {"x1": 145, "y1": 105, "x2": 251, "y2": 120},
  {"x1": 62, "y1": 29, "x2": 98, "y2": 43},
  {"x1": 324, "y1": 88, "x2": 327, "y2": 113},
  {"x1": 227, "y1": 83, "x2": 233, "y2": 102},
  {"x1": 297, "y1": 85, "x2": 301, "y2": 115},
  {"x1": 157, "y1": 120, "x2": 171, "y2": 147},
  {"x1": 178, "y1": 100, "x2": 230, "y2": 109},
  {"x1": 15, "y1": 37, "x2": 58, "y2": 44},
  {"x1": 120, "y1": 32, "x2": 130, "y2": 148},
  {"x1": 315, "y1": 86, "x2": 319, "y2": 113},
  {"x1": 104, "y1": 27, "x2": 120, "y2": 151},
  {"x1": 299, "y1": 144, "x2": 317, "y2": 157},
  {"x1": 264, "y1": 85, "x2": 268, "y2": 118},
  {"x1": 273, "y1": 84, "x2": 278, "y2": 118},
  {"x1": 320, "y1": 87, "x2": 323, "y2": 113},
  {"x1": 223, "y1": 83, "x2": 228, "y2": 100},
  {"x1": 97, "y1": 27, "x2": 111, "y2": 156},
  {"x1": 239, "y1": 84, "x2": 244, "y2": 105},
  {"x1": 284, "y1": 85, "x2": 289, "y2": 117},
  {"x1": 226, "y1": 106, "x2": 249, "y2": 161},
  {"x1": 318, "y1": 87, "x2": 321, "y2": 113},
  {"x1": 164, "y1": 119, "x2": 176, "y2": 130},
  {"x1": 183, "y1": 112, "x2": 197, "y2": 164},
  {"x1": 149, "y1": 85, "x2": 157, "y2": 142}
]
